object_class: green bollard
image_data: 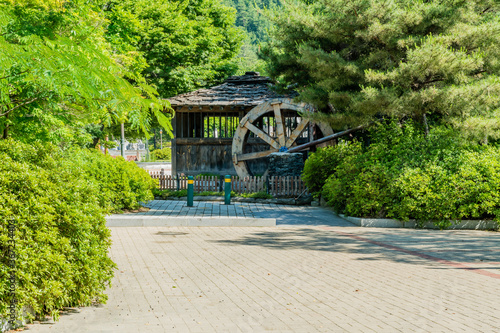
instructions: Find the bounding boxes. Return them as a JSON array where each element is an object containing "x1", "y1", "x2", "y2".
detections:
[
  {"x1": 224, "y1": 175, "x2": 231, "y2": 205},
  {"x1": 187, "y1": 176, "x2": 194, "y2": 207}
]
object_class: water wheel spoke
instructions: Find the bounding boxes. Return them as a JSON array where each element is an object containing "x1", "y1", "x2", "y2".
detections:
[
  {"x1": 272, "y1": 102, "x2": 286, "y2": 147},
  {"x1": 237, "y1": 149, "x2": 278, "y2": 162},
  {"x1": 245, "y1": 122, "x2": 280, "y2": 149},
  {"x1": 232, "y1": 98, "x2": 334, "y2": 178},
  {"x1": 285, "y1": 119, "x2": 310, "y2": 148}
]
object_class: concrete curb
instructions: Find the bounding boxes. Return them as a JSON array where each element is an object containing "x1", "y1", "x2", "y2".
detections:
[
  {"x1": 340, "y1": 214, "x2": 499, "y2": 230},
  {"x1": 106, "y1": 215, "x2": 276, "y2": 227}
]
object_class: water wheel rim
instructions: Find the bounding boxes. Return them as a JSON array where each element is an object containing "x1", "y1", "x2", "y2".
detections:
[{"x1": 232, "y1": 99, "x2": 333, "y2": 178}]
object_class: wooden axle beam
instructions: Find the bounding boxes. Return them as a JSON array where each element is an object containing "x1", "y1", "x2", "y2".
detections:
[{"x1": 287, "y1": 122, "x2": 371, "y2": 153}]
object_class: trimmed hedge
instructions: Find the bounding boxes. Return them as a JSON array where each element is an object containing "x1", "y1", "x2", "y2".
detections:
[
  {"x1": 0, "y1": 140, "x2": 156, "y2": 322},
  {"x1": 303, "y1": 122, "x2": 500, "y2": 229},
  {"x1": 154, "y1": 147, "x2": 171, "y2": 161},
  {"x1": 69, "y1": 148, "x2": 156, "y2": 212}
]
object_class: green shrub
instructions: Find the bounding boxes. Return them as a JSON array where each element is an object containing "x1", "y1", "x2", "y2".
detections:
[
  {"x1": 197, "y1": 191, "x2": 222, "y2": 196},
  {"x1": 351, "y1": 166, "x2": 390, "y2": 218},
  {"x1": 154, "y1": 147, "x2": 171, "y2": 161},
  {"x1": 0, "y1": 139, "x2": 156, "y2": 322},
  {"x1": 70, "y1": 149, "x2": 156, "y2": 211},
  {"x1": 149, "y1": 142, "x2": 171, "y2": 151},
  {"x1": 388, "y1": 149, "x2": 500, "y2": 228},
  {"x1": 305, "y1": 122, "x2": 500, "y2": 227},
  {"x1": 302, "y1": 141, "x2": 361, "y2": 194}
]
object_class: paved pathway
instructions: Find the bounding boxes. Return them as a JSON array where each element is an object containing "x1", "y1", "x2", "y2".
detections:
[
  {"x1": 137, "y1": 162, "x2": 172, "y2": 175},
  {"x1": 134, "y1": 200, "x2": 353, "y2": 226},
  {"x1": 25, "y1": 203, "x2": 500, "y2": 332}
]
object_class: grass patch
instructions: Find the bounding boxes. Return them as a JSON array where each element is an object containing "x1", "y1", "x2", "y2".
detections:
[
  {"x1": 153, "y1": 189, "x2": 273, "y2": 199},
  {"x1": 236, "y1": 191, "x2": 273, "y2": 199}
]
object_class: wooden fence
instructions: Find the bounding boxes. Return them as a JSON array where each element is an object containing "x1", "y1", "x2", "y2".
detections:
[
  {"x1": 230, "y1": 176, "x2": 265, "y2": 194},
  {"x1": 149, "y1": 171, "x2": 309, "y2": 197},
  {"x1": 267, "y1": 176, "x2": 308, "y2": 197}
]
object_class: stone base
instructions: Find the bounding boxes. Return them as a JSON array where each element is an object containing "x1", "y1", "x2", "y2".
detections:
[{"x1": 268, "y1": 152, "x2": 304, "y2": 177}]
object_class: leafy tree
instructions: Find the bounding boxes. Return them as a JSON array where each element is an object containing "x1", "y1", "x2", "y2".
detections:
[
  {"x1": 0, "y1": 0, "x2": 170, "y2": 144},
  {"x1": 104, "y1": 0, "x2": 245, "y2": 98},
  {"x1": 262, "y1": 0, "x2": 500, "y2": 140}
]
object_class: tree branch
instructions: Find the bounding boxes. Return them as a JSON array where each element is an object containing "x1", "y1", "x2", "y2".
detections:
[
  {"x1": 0, "y1": 69, "x2": 30, "y2": 80},
  {"x1": 412, "y1": 77, "x2": 445, "y2": 90},
  {"x1": 373, "y1": 35, "x2": 385, "y2": 46},
  {"x1": 473, "y1": 70, "x2": 487, "y2": 76},
  {"x1": 481, "y1": 7, "x2": 492, "y2": 14},
  {"x1": 0, "y1": 97, "x2": 38, "y2": 117},
  {"x1": 327, "y1": 103, "x2": 336, "y2": 113},
  {"x1": 422, "y1": 77, "x2": 445, "y2": 85}
]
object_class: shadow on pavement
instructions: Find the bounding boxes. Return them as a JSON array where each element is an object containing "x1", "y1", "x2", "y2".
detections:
[
  {"x1": 254, "y1": 207, "x2": 356, "y2": 227},
  {"x1": 210, "y1": 227, "x2": 500, "y2": 267}
]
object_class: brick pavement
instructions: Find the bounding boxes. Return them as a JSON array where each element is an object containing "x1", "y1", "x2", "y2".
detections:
[
  {"x1": 25, "y1": 212, "x2": 500, "y2": 332},
  {"x1": 133, "y1": 200, "x2": 353, "y2": 226}
]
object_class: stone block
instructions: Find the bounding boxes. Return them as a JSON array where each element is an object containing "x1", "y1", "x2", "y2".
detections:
[
  {"x1": 296, "y1": 194, "x2": 313, "y2": 205},
  {"x1": 268, "y1": 152, "x2": 304, "y2": 177},
  {"x1": 276, "y1": 198, "x2": 295, "y2": 205}
]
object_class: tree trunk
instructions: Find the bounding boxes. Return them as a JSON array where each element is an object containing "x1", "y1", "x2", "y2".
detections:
[
  {"x1": 91, "y1": 124, "x2": 105, "y2": 147},
  {"x1": 2, "y1": 113, "x2": 9, "y2": 139},
  {"x1": 423, "y1": 113, "x2": 429, "y2": 138}
]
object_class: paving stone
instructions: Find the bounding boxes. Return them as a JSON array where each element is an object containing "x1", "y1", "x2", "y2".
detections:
[{"x1": 26, "y1": 202, "x2": 500, "y2": 333}]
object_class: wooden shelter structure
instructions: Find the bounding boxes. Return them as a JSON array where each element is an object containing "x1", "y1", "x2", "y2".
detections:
[{"x1": 169, "y1": 72, "x2": 333, "y2": 177}]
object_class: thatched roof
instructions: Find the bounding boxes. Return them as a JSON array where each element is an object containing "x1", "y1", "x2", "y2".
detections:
[{"x1": 168, "y1": 72, "x2": 293, "y2": 111}]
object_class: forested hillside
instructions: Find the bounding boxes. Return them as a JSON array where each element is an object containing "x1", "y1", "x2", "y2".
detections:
[
  {"x1": 222, "y1": 0, "x2": 280, "y2": 44},
  {"x1": 222, "y1": 0, "x2": 281, "y2": 73}
]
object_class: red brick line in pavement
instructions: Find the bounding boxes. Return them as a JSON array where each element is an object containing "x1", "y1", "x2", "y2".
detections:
[{"x1": 320, "y1": 227, "x2": 500, "y2": 280}]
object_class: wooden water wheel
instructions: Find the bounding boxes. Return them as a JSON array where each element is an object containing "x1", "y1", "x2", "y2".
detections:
[{"x1": 232, "y1": 99, "x2": 334, "y2": 178}]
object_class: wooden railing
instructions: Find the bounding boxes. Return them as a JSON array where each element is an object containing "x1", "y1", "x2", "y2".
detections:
[{"x1": 149, "y1": 171, "x2": 309, "y2": 197}]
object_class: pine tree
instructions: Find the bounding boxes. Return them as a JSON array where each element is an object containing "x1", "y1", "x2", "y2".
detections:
[{"x1": 262, "y1": 0, "x2": 500, "y2": 140}]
